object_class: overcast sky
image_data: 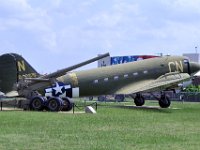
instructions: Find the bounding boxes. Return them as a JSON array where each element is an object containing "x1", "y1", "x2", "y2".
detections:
[{"x1": 0, "y1": 0, "x2": 200, "y2": 73}]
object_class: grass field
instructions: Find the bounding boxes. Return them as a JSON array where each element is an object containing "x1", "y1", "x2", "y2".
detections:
[{"x1": 0, "y1": 100, "x2": 200, "y2": 150}]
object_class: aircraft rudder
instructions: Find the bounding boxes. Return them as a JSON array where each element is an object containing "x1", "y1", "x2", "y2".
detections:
[{"x1": 12, "y1": 53, "x2": 39, "y2": 80}]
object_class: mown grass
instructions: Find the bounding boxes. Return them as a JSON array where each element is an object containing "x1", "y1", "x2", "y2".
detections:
[{"x1": 0, "y1": 100, "x2": 200, "y2": 150}]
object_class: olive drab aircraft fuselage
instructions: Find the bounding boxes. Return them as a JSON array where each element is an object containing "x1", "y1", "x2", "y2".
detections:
[
  {"x1": 1, "y1": 53, "x2": 200, "y2": 111},
  {"x1": 57, "y1": 56, "x2": 193, "y2": 97}
]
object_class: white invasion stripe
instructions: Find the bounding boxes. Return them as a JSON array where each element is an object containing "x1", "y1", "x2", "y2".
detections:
[
  {"x1": 45, "y1": 88, "x2": 52, "y2": 93},
  {"x1": 45, "y1": 93, "x2": 52, "y2": 97},
  {"x1": 72, "y1": 88, "x2": 79, "y2": 98},
  {"x1": 61, "y1": 92, "x2": 66, "y2": 98},
  {"x1": 64, "y1": 85, "x2": 71, "y2": 89}
]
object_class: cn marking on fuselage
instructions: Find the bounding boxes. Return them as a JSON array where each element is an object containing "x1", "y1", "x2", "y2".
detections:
[{"x1": 168, "y1": 61, "x2": 183, "y2": 73}]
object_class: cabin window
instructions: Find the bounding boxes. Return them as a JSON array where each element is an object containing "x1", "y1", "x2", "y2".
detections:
[
  {"x1": 124, "y1": 74, "x2": 129, "y2": 78},
  {"x1": 93, "y1": 80, "x2": 99, "y2": 84},
  {"x1": 133, "y1": 72, "x2": 138, "y2": 76},
  {"x1": 104, "y1": 78, "x2": 109, "y2": 82},
  {"x1": 160, "y1": 64, "x2": 165, "y2": 67},
  {"x1": 143, "y1": 70, "x2": 148, "y2": 74},
  {"x1": 114, "y1": 76, "x2": 119, "y2": 80}
]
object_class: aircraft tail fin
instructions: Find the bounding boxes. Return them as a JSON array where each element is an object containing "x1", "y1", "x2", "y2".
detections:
[
  {"x1": 14, "y1": 53, "x2": 39, "y2": 81},
  {"x1": 0, "y1": 53, "x2": 39, "y2": 93}
]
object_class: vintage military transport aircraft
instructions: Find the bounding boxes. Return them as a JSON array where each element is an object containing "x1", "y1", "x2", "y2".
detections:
[{"x1": 1, "y1": 53, "x2": 200, "y2": 111}]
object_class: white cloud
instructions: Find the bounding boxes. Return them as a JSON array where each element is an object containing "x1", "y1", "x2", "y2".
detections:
[
  {"x1": 0, "y1": 0, "x2": 58, "y2": 53},
  {"x1": 87, "y1": 1, "x2": 139, "y2": 28},
  {"x1": 0, "y1": 0, "x2": 31, "y2": 13},
  {"x1": 87, "y1": 12, "x2": 122, "y2": 28},
  {"x1": 173, "y1": 0, "x2": 200, "y2": 11}
]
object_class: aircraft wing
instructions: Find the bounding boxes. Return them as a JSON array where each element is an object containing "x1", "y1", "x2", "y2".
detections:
[{"x1": 114, "y1": 72, "x2": 191, "y2": 95}]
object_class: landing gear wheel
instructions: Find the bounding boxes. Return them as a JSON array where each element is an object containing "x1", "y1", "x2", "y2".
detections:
[
  {"x1": 134, "y1": 94, "x2": 145, "y2": 106},
  {"x1": 46, "y1": 97, "x2": 63, "y2": 112},
  {"x1": 30, "y1": 96, "x2": 45, "y2": 111},
  {"x1": 159, "y1": 95, "x2": 171, "y2": 108},
  {"x1": 62, "y1": 97, "x2": 73, "y2": 111}
]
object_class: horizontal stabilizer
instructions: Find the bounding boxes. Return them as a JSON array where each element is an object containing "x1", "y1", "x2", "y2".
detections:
[{"x1": 5, "y1": 91, "x2": 19, "y2": 97}]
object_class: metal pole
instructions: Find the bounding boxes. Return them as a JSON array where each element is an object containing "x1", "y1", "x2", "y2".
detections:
[
  {"x1": 73, "y1": 103, "x2": 74, "y2": 114},
  {"x1": 1, "y1": 102, "x2": 2, "y2": 111}
]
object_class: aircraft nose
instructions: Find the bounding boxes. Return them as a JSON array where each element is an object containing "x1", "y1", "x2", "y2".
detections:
[{"x1": 190, "y1": 62, "x2": 200, "y2": 75}]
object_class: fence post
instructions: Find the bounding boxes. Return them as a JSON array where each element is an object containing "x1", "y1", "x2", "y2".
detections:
[
  {"x1": 1, "y1": 102, "x2": 2, "y2": 111},
  {"x1": 73, "y1": 103, "x2": 75, "y2": 114}
]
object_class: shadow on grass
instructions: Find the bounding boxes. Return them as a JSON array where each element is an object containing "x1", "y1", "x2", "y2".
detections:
[{"x1": 111, "y1": 105, "x2": 174, "y2": 113}]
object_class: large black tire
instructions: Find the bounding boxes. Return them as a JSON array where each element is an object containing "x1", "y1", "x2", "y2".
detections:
[
  {"x1": 62, "y1": 97, "x2": 73, "y2": 111},
  {"x1": 159, "y1": 95, "x2": 171, "y2": 108},
  {"x1": 134, "y1": 96, "x2": 145, "y2": 106},
  {"x1": 30, "y1": 96, "x2": 45, "y2": 111},
  {"x1": 115, "y1": 95, "x2": 125, "y2": 102},
  {"x1": 46, "y1": 97, "x2": 63, "y2": 112}
]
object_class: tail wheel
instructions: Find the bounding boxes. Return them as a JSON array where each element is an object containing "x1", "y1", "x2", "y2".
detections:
[
  {"x1": 30, "y1": 96, "x2": 45, "y2": 111},
  {"x1": 159, "y1": 95, "x2": 171, "y2": 108},
  {"x1": 46, "y1": 97, "x2": 63, "y2": 112},
  {"x1": 62, "y1": 97, "x2": 73, "y2": 111},
  {"x1": 134, "y1": 94, "x2": 145, "y2": 106}
]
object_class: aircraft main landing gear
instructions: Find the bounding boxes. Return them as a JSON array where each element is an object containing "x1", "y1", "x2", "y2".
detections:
[
  {"x1": 159, "y1": 94, "x2": 171, "y2": 108},
  {"x1": 30, "y1": 96, "x2": 45, "y2": 111},
  {"x1": 46, "y1": 97, "x2": 63, "y2": 111},
  {"x1": 62, "y1": 97, "x2": 73, "y2": 111},
  {"x1": 29, "y1": 96, "x2": 73, "y2": 112},
  {"x1": 134, "y1": 93, "x2": 145, "y2": 106}
]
